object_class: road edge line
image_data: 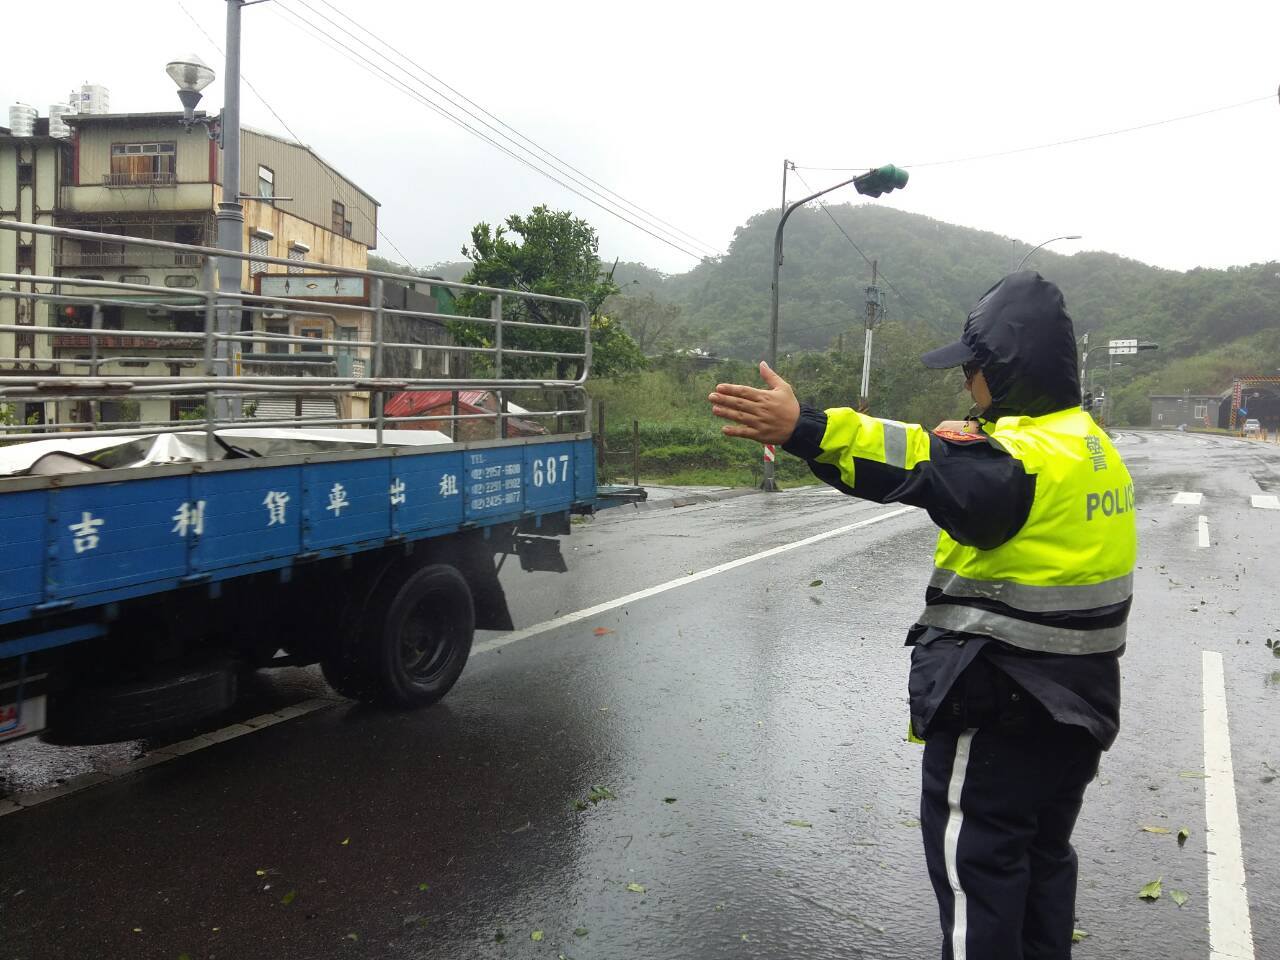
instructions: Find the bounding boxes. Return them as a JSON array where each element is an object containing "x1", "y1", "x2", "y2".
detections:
[
  {"x1": 1201, "y1": 650, "x2": 1256, "y2": 960},
  {"x1": 473, "y1": 505, "x2": 918, "y2": 655}
]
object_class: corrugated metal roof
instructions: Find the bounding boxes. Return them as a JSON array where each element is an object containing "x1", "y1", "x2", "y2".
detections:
[{"x1": 384, "y1": 390, "x2": 490, "y2": 417}]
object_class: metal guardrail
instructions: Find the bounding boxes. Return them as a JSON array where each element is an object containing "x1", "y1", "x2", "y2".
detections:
[{"x1": 0, "y1": 220, "x2": 593, "y2": 451}]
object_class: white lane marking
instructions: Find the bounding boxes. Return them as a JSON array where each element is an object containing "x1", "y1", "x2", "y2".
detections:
[
  {"x1": 1202, "y1": 651, "x2": 1256, "y2": 960},
  {"x1": 944, "y1": 729, "x2": 977, "y2": 960},
  {"x1": 1198, "y1": 515, "x2": 1211, "y2": 549},
  {"x1": 1251, "y1": 494, "x2": 1280, "y2": 510},
  {"x1": 473, "y1": 505, "x2": 918, "y2": 654},
  {"x1": 0, "y1": 697, "x2": 339, "y2": 817},
  {"x1": 1173, "y1": 492, "x2": 1204, "y2": 505}
]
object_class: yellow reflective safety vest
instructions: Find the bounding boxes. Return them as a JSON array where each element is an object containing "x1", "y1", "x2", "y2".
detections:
[
  {"x1": 811, "y1": 406, "x2": 1136, "y2": 655},
  {"x1": 922, "y1": 408, "x2": 1135, "y2": 654}
]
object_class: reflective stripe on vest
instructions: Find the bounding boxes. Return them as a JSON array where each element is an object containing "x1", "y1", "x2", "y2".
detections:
[
  {"x1": 927, "y1": 569, "x2": 1134, "y2": 613},
  {"x1": 916, "y1": 603, "x2": 1128, "y2": 655}
]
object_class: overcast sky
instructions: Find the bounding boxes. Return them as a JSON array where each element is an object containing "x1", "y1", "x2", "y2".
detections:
[{"x1": 7, "y1": 1, "x2": 1279, "y2": 277}]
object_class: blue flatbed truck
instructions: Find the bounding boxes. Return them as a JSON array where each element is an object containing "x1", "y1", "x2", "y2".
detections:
[{"x1": 0, "y1": 220, "x2": 629, "y2": 745}]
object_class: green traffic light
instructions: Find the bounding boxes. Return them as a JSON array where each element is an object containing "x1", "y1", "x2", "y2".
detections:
[{"x1": 854, "y1": 164, "x2": 909, "y2": 198}]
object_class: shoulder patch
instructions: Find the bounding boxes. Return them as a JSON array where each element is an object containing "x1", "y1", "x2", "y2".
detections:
[{"x1": 932, "y1": 427, "x2": 986, "y2": 443}]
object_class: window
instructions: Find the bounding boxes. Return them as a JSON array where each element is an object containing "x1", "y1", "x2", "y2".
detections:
[
  {"x1": 1194, "y1": 404, "x2": 1208, "y2": 420},
  {"x1": 109, "y1": 142, "x2": 177, "y2": 185},
  {"x1": 258, "y1": 165, "x2": 274, "y2": 201},
  {"x1": 343, "y1": 220, "x2": 353, "y2": 239},
  {"x1": 265, "y1": 320, "x2": 290, "y2": 354},
  {"x1": 287, "y1": 245, "x2": 307, "y2": 274},
  {"x1": 249, "y1": 232, "x2": 270, "y2": 276},
  {"x1": 17, "y1": 163, "x2": 33, "y2": 186},
  {"x1": 298, "y1": 326, "x2": 325, "y2": 352},
  {"x1": 174, "y1": 314, "x2": 204, "y2": 333},
  {"x1": 16, "y1": 244, "x2": 34, "y2": 270},
  {"x1": 332, "y1": 200, "x2": 345, "y2": 234},
  {"x1": 164, "y1": 275, "x2": 198, "y2": 288}
]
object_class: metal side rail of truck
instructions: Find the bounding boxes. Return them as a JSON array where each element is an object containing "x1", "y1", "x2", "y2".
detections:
[{"x1": 0, "y1": 220, "x2": 611, "y2": 745}]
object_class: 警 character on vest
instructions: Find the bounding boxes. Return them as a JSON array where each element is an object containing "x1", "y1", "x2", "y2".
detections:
[{"x1": 708, "y1": 271, "x2": 1135, "y2": 960}]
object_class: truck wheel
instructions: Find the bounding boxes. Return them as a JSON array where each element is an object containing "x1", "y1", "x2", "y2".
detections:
[
  {"x1": 365, "y1": 563, "x2": 474, "y2": 707},
  {"x1": 47, "y1": 660, "x2": 237, "y2": 745}
]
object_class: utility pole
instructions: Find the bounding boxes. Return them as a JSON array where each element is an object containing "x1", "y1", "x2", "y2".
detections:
[
  {"x1": 762, "y1": 164, "x2": 908, "y2": 491},
  {"x1": 1079, "y1": 330, "x2": 1090, "y2": 407},
  {"x1": 859, "y1": 260, "x2": 881, "y2": 412},
  {"x1": 214, "y1": 0, "x2": 245, "y2": 419}
]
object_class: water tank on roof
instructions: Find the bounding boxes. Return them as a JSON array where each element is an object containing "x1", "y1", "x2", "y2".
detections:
[
  {"x1": 48, "y1": 103, "x2": 74, "y2": 138},
  {"x1": 74, "y1": 83, "x2": 110, "y2": 115},
  {"x1": 8, "y1": 103, "x2": 36, "y2": 136}
]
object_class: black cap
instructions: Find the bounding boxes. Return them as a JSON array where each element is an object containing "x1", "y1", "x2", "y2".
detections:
[{"x1": 920, "y1": 338, "x2": 976, "y2": 369}]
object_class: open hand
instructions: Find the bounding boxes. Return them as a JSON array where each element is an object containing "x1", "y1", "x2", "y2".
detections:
[{"x1": 708, "y1": 362, "x2": 801, "y2": 444}]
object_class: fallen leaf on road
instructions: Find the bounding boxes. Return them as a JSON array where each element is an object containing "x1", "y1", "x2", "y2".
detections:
[
  {"x1": 1138, "y1": 878, "x2": 1163, "y2": 901},
  {"x1": 281, "y1": 890, "x2": 296, "y2": 906},
  {"x1": 1178, "y1": 771, "x2": 1207, "y2": 779},
  {"x1": 418, "y1": 883, "x2": 430, "y2": 892},
  {"x1": 340, "y1": 837, "x2": 350, "y2": 846},
  {"x1": 901, "y1": 818, "x2": 921, "y2": 828},
  {"x1": 1072, "y1": 930, "x2": 1089, "y2": 943},
  {"x1": 1140, "y1": 826, "x2": 1171, "y2": 834},
  {"x1": 532, "y1": 930, "x2": 544, "y2": 942},
  {"x1": 346, "y1": 932, "x2": 359, "y2": 942},
  {"x1": 255, "y1": 869, "x2": 266, "y2": 877},
  {"x1": 574, "y1": 926, "x2": 589, "y2": 937},
  {"x1": 663, "y1": 797, "x2": 677, "y2": 804},
  {"x1": 587, "y1": 785, "x2": 617, "y2": 804},
  {"x1": 573, "y1": 800, "x2": 589, "y2": 812},
  {"x1": 809, "y1": 580, "x2": 824, "y2": 587},
  {"x1": 494, "y1": 930, "x2": 507, "y2": 944},
  {"x1": 593, "y1": 627, "x2": 613, "y2": 636},
  {"x1": 1171, "y1": 889, "x2": 1189, "y2": 907},
  {"x1": 626, "y1": 882, "x2": 647, "y2": 894},
  {"x1": 1177, "y1": 827, "x2": 1190, "y2": 847},
  {"x1": 784, "y1": 819, "x2": 812, "y2": 828}
]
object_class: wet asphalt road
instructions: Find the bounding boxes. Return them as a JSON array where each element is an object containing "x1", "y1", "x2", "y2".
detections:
[{"x1": 1, "y1": 430, "x2": 1278, "y2": 960}]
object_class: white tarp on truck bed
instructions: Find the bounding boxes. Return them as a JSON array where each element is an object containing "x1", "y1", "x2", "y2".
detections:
[{"x1": 0, "y1": 428, "x2": 453, "y2": 477}]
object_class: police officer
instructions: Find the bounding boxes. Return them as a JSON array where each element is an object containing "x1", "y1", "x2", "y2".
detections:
[{"x1": 708, "y1": 272, "x2": 1135, "y2": 960}]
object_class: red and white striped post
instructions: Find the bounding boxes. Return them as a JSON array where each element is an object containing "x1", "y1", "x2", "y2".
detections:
[{"x1": 762, "y1": 444, "x2": 777, "y2": 490}]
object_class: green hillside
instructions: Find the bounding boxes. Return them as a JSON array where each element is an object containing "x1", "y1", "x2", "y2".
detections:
[{"x1": 648, "y1": 204, "x2": 1280, "y2": 425}]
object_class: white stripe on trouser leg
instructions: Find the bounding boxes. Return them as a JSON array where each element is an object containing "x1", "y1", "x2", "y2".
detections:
[{"x1": 944, "y1": 730, "x2": 978, "y2": 960}]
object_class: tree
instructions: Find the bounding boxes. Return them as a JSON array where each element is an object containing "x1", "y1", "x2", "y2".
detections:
[
  {"x1": 603, "y1": 292, "x2": 685, "y2": 354},
  {"x1": 453, "y1": 206, "x2": 644, "y2": 380}
]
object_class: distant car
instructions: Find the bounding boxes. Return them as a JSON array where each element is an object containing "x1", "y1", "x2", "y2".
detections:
[{"x1": 1243, "y1": 418, "x2": 1261, "y2": 436}]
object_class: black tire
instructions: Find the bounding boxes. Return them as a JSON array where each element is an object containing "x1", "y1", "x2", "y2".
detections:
[
  {"x1": 47, "y1": 660, "x2": 237, "y2": 745},
  {"x1": 361, "y1": 563, "x2": 474, "y2": 707}
]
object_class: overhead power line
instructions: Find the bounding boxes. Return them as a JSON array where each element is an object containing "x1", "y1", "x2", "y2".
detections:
[
  {"x1": 309, "y1": 0, "x2": 721, "y2": 259},
  {"x1": 793, "y1": 93, "x2": 1274, "y2": 172},
  {"x1": 271, "y1": 0, "x2": 716, "y2": 262},
  {"x1": 175, "y1": 0, "x2": 413, "y2": 265}
]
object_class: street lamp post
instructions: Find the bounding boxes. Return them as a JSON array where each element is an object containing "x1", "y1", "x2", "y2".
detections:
[
  {"x1": 762, "y1": 164, "x2": 908, "y2": 490},
  {"x1": 167, "y1": 0, "x2": 247, "y2": 420},
  {"x1": 1015, "y1": 234, "x2": 1082, "y2": 272}
]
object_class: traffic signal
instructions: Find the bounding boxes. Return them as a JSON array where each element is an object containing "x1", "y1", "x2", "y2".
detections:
[{"x1": 854, "y1": 164, "x2": 909, "y2": 198}]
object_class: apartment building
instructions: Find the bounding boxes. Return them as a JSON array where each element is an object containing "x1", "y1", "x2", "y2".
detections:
[
  {"x1": 0, "y1": 117, "x2": 73, "y2": 425},
  {"x1": 42, "y1": 110, "x2": 380, "y2": 424}
]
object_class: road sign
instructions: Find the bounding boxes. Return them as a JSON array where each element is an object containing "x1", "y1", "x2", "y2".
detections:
[
  {"x1": 1109, "y1": 345, "x2": 1138, "y2": 355},
  {"x1": 1109, "y1": 339, "x2": 1138, "y2": 347}
]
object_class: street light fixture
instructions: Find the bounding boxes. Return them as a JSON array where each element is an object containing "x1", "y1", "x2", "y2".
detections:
[
  {"x1": 762, "y1": 164, "x2": 908, "y2": 491},
  {"x1": 1015, "y1": 234, "x2": 1082, "y2": 272},
  {"x1": 167, "y1": 1, "x2": 249, "y2": 419}
]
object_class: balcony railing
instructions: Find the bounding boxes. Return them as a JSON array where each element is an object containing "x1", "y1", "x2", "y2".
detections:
[
  {"x1": 50, "y1": 334, "x2": 204, "y2": 351},
  {"x1": 103, "y1": 172, "x2": 177, "y2": 187},
  {"x1": 55, "y1": 251, "x2": 204, "y2": 268}
]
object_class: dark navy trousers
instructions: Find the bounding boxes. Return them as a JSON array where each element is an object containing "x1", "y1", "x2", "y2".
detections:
[{"x1": 920, "y1": 721, "x2": 1101, "y2": 960}]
